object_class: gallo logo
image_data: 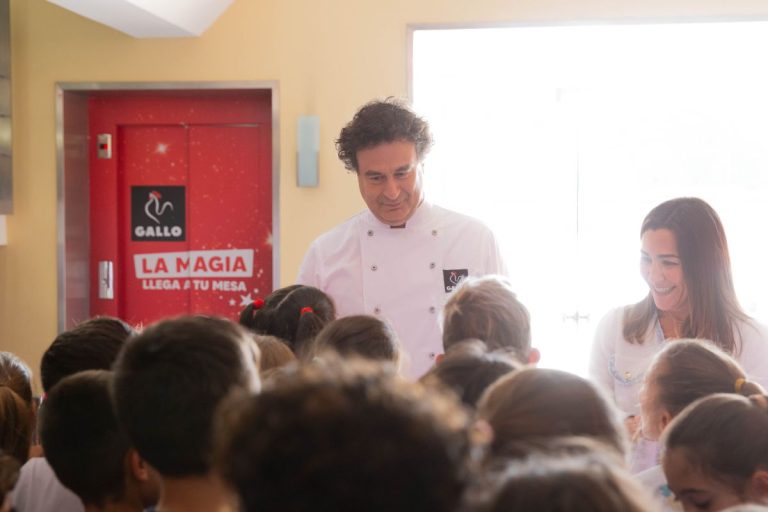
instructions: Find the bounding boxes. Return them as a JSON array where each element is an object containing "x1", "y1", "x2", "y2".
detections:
[
  {"x1": 131, "y1": 186, "x2": 186, "y2": 241},
  {"x1": 144, "y1": 190, "x2": 174, "y2": 224},
  {"x1": 443, "y1": 268, "x2": 469, "y2": 293}
]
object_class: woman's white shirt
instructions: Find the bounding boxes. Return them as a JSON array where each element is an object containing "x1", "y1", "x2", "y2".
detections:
[
  {"x1": 589, "y1": 306, "x2": 768, "y2": 473},
  {"x1": 590, "y1": 306, "x2": 768, "y2": 417}
]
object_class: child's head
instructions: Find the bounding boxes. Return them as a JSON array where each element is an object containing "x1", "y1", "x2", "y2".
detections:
[
  {"x1": 40, "y1": 370, "x2": 159, "y2": 510},
  {"x1": 239, "y1": 285, "x2": 336, "y2": 356},
  {"x1": 421, "y1": 340, "x2": 520, "y2": 408},
  {"x1": 477, "y1": 367, "x2": 626, "y2": 458},
  {"x1": 663, "y1": 393, "x2": 768, "y2": 512},
  {"x1": 41, "y1": 316, "x2": 136, "y2": 393},
  {"x1": 112, "y1": 316, "x2": 260, "y2": 479},
  {"x1": 0, "y1": 453, "x2": 19, "y2": 512},
  {"x1": 253, "y1": 335, "x2": 296, "y2": 376},
  {"x1": 215, "y1": 358, "x2": 473, "y2": 512},
  {"x1": 442, "y1": 276, "x2": 535, "y2": 364},
  {"x1": 0, "y1": 352, "x2": 34, "y2": 465},
  {"x1": 468, "y1": 444, "x2": 655, "y2": 512},
  {"x1": 308, "y1": 315, "x2": 400, "y2": 365},
  {"x1": 0, "y1": 352, "x2": 33, "y2": 406},
  {"x1": 640, "y1": 339, "x2": 762, "y2": 441}
]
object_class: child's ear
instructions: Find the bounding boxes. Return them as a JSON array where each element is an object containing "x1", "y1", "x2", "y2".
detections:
[
  {"x1": 746, "y1": 468, "x2": 768, "y2": 501},
  {"x1": 470, "y1": 419, "x2": 494, "y2": 446},
  {"x1": 435, "y1": 353, "x2": 445, "y2": 365},
  {"x1": 128, "y1": 448, "x2": 150, "y2": 482},
  {"x1": 527, "y1": 347, "x2": 541, "y2": 365},
  {"x1": 659, "y1": 409, "x2": 673, "y2": 432}
]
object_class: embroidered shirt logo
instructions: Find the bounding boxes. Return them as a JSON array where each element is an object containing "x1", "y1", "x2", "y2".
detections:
[{"x1": 443, "y1": 269, "x2": 469, "y2": 293}]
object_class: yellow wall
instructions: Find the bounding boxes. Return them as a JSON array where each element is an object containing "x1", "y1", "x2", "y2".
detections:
[{"x1": 2, "y1": 0, "x2": 768, "y2": 380}]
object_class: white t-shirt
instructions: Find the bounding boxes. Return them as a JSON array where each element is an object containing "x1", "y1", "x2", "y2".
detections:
[
  {"x1": 636, "y1": 464, "x2": 682, "y2": 512},
  {"x1": 12, "y1": 457, "x2": 84, "y2": 512},
  {"x1": 297, "y1": 202, "x2": 508, "y2": 378}
]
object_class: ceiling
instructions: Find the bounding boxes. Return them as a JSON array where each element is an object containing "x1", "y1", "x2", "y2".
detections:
[{"x1": 46, "y1": 0, "x2": 235, "y2": 38}]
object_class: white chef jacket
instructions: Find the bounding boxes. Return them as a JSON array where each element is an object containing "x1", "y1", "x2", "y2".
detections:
[{"x1": 297, "y1": 201, "x2": 508, "y2": 378}]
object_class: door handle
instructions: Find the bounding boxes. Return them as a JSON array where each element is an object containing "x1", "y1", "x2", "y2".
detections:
[
  {"x1": 562, "y1": 311, "x2": 590, "y2": 323},
  {"x1": 98, "y1": 261, "x2": 114, "y2": 299}
]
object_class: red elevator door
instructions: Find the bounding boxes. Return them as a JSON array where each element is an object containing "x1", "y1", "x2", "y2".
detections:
[{"x1": 89, "y1": 92, "x2": 272, "y2": 326}]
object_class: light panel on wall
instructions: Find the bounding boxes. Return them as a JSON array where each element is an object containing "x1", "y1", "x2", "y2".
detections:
[{"x1": 297, "y1": 116, "x2": 319, "y2": 188}]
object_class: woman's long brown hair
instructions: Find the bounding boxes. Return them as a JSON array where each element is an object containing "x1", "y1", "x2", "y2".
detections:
[{"x1": 623, "y1": 197, "x2": 747, "y2": 354}]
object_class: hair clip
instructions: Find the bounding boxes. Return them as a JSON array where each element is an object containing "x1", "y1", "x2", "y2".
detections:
[
  {"x1": 251, "y1": 298, "x2": 265, "y2": 319},
  {"x1": 735, "y1": 377, "x2": 746, "y2": 393},
  {"x1": 300, "y1": 306, "x2": 314, "y2": 315}
]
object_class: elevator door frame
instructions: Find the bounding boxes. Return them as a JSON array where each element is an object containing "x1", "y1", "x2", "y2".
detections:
[{"x1": 56, "y1": 81, "x2": 280, "y2": 332}]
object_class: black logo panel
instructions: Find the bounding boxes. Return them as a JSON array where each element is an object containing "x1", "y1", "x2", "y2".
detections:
[
  {"x1": 131, "y1": 186, "x2": 186, "y2": 241},
  {"x1": 443, "y1": 268, "x2": 469, "y2": 293}
]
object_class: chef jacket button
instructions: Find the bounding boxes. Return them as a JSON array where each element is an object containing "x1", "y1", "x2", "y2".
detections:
[
  {"x1": 367, "y1": 230, "x2": 374, "y2": 237},
  {"x1": 371, "y1": 265, "x2": 378, "y2": 272},
  {"x1": 429, "y1": 262, "x2": 436, "y2": 269},
  {"x1": 374, "y1": 307, "x2": 381, "y2": 314},
  {"x1": 429, "y1": 306, "x2": 436, "y2": 314},
  {"x1": 432, "y1": 229, "x2": 438, "y2": 236}
]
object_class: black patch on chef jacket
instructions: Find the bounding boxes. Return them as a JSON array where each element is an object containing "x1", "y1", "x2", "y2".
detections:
[{"x1": 443, "y1": 269, "x2": 469, "y2": 293}]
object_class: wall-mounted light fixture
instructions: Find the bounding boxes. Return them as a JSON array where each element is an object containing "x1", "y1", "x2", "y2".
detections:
[{"x1": 297, "y1": 115, "x2": 319, "y2": 188}]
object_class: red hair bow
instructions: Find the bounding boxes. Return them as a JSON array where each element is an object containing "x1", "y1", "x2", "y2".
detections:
[{"x1": 250, "y1": 298, "x2": 265, "y2": 319}]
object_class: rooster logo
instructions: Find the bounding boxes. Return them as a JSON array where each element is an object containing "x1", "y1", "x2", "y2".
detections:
[
  {"x1": 442, "y1": 268, "x2": 469, "y2": 293},
  {"x1": 144, "y1": 190, "x2": 174, "y2": 224}
]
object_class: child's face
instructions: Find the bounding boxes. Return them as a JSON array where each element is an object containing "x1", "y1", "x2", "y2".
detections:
[{"x1": 663, "y1": 447, "x2": 745, "y2": 512}]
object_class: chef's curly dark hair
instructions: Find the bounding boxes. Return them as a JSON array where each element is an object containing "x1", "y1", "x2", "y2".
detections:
[{"x1": 336, "y1": 98, "x2": 433, "y2": 172}]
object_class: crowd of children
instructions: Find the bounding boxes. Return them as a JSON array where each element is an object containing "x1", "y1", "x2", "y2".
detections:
[{"x1": 1, "y1": 271, "x2": 768, "y2": 512}]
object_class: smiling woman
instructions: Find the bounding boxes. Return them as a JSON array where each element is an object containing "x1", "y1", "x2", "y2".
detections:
[
  {"x1": 589, "y1": 197, "x2": 768, "y2": 473},
  {"x1": 640, "y1": 228, "x2": 688, "y2": 335}
]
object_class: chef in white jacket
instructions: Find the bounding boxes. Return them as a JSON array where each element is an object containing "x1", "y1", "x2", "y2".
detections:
[{"x1": 297, "y1": 98, "x2": 507, "y2": 378}]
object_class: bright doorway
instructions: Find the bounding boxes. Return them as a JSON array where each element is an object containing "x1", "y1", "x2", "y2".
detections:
[{"x1": 411, "y1": 21, "x2": 768, "y2": 375}]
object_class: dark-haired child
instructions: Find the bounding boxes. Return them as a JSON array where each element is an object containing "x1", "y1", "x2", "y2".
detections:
[
  {"x1": 40, "y1": 370, "x2": 159, "y2": 512},
  {"x1": 112, "y1": 316, "x2": 260, "y2": 512},
  {"x1": 307, "y1": 314, "x2": 400, "y2": 366},
  {"x1": 239, "y1": 284, "x2": 335, "y2": 357}
]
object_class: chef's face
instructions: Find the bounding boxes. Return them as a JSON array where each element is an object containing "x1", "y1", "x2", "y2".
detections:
[{"x1": 356, "y1": 140, "x2": 424, "y2": 227}]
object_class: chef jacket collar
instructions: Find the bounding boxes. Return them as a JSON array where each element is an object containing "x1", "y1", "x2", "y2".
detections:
[{"x1": 364, "y1": 200, "x2": 433, "y2": 230}]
